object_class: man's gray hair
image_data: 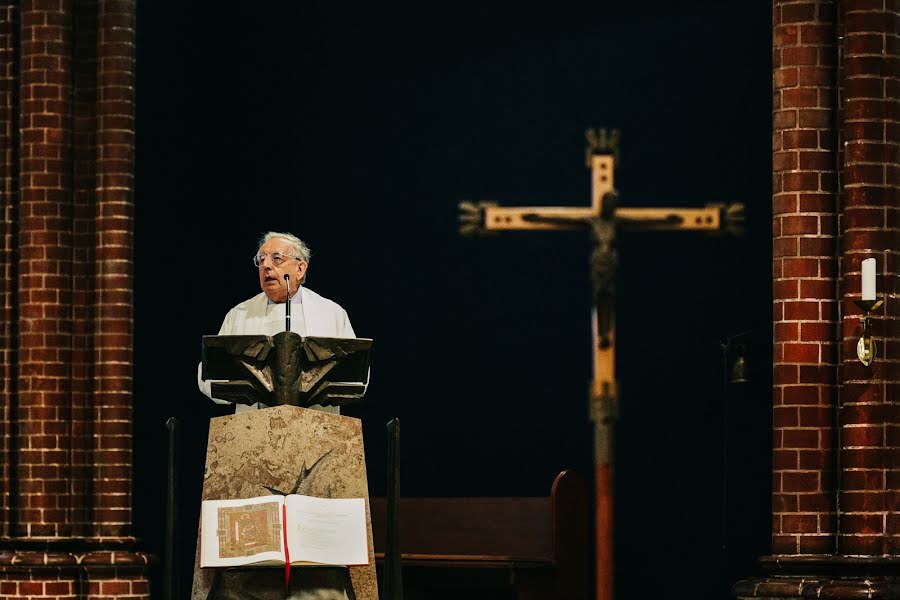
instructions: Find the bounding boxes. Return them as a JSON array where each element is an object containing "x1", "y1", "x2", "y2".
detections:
[
  {"x1": 258, "y1": 231, "x2": 311, "y2": 262},
  {"x1": 258, "y1": 231, "x2": 311, "y2": 282}
]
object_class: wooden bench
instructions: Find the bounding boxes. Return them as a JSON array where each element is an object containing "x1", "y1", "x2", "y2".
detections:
[{"x1": 370, "y1": 470, "x2": 588, "y2": 600}]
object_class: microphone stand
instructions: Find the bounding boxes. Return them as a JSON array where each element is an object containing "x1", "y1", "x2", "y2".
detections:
[{"x1": 284, "y1": 274, "x2": 291, "y2": 332}]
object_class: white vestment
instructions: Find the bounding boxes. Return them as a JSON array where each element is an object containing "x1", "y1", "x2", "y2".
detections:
[{"x1": 197, "y1": 286, "x2": 357, "y2": 414}]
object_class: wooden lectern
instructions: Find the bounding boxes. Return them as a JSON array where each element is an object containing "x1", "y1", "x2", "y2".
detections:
[{"x1": 192, "y1": 332, "x2": 376, "y2": 600}]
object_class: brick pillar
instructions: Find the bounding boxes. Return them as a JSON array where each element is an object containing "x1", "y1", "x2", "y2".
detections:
[
  {"x1": 93, "y1": 0, "x2": 136, "y2": 537},
  {"x1": 16, "y1": 0, "x2": 76, "y2": 540},
  {"x1": 0, "y1": 1, "x2": 150, "y2": 597},
  {"x1": 838, "y1": 0, "x2": 900, "y2": 557},
  {"x1": 0, "y1": 0, "x2": 18, "y2": 541},
  {"x1": 735, "y1": 0, "x2": 900, "y2": 597},
  {"x1": 771, "y1": 0, "x2": 839, "y2": 556}
]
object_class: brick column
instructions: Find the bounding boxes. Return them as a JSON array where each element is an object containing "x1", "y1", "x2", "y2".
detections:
[
  {"x1": 771, "y1": 0, "x2": 839, "y2": 556},
  {"x1": 838, "y1": 0, "x2": 900, "y2": 557},
  {"x1": 91, "y1": 0, "x2": 136, "y2": 537},
  {"x1": 735, "y1": 0, "x2": 900, "y2": 597},
  {"x1": 0, "y1": 1, "x2": 150, "y2": 597},
  {"x1": 16, "y1": 0, "x2": 76, "y2": 540},
  {"x1": 0, "y1": 0, "x2": 18, "y2": 541}
]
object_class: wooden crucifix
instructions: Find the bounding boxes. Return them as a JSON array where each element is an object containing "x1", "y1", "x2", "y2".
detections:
[{"x1": 458, "y1": 129, "x2": 744, "y2": 600}]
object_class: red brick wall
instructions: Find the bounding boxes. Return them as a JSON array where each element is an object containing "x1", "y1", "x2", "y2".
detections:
[
  {"x1": 91, "y1": 0, "x2": 136, "y2": 538},
  {"x1": 0, "y1": 1, "x2": 19, "y2": 540},
  {"x1": 17, "y1": 0, "x2": 77, "y2": 540},
  {"x1": 772, "y1": 0, "x2": 900, "y2": 562},
  {"x1": 838, "y1": 0, "x2": 900, "y2": 557},
  {"x1": 0, "y1": 567, "x2": 149, "y2": 600},
  {"x1": 0, "y1": 0, "x2": 149, "y2": 596},
  {"x1": 772, "y1": 0, "x2": 840, "y2": 555}
]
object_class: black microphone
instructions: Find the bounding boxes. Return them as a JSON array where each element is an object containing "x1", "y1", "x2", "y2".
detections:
[{"x1": 284, "y1": 274, "x2": 291, "y2": 332}]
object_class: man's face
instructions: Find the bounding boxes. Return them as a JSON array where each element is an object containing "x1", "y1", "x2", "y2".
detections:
[{"x1": 257, "y1": 237, "x2": 308, "y2": 303}]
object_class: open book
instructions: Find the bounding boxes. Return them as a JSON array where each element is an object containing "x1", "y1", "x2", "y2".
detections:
[{"x1": 200, "y1": 494, "x2": 369, "y2": 568}]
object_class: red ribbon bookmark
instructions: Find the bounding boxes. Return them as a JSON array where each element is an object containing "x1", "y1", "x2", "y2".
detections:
[{"x1": 282, "y1": 504, "x2": 291, "y2": 592}]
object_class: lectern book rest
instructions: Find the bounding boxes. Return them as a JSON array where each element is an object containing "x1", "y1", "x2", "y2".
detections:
[{"x1": 201, "y1": 332, "x2": 372, "y2": 408}]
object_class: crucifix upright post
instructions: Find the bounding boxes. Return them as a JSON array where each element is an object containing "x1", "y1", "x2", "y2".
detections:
[{"x1": 458, "y1": 129, "x2": 744, "y2": 600}]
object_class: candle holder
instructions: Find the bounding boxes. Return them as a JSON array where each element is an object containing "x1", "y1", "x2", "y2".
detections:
[{"x1": 853, "y1": 298, "x2": 884, "y2": 367}]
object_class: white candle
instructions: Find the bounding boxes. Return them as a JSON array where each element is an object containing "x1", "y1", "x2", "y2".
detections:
[{"x1": 861, "y1": 258, "x2": 876, "y2": 301}]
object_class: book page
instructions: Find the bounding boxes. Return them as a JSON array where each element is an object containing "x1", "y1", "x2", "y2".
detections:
[
  {"x1": 285, "y1": 495, "x2": 369, "y2": 566},
  {"x1": 200, "y1": 495, "x2": 286, "y2": 568}
]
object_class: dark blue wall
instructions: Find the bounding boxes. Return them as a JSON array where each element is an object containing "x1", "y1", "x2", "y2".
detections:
[{"x1": 135, "y1": 2, "x2": 772, "y2": 597}]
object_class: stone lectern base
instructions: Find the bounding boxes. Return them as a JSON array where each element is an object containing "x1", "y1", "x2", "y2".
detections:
[{"x1": 191, "y1": 405, "x2": 378, "y2": 600}]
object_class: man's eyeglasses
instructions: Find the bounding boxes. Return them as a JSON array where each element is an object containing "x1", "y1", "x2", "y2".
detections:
[{"x1": 253, "y1": 252, "x2": 301, "y2": 267}]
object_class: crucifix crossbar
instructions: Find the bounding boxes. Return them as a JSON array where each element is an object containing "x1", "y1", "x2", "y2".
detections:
[{"x1": 457, "y1": 131, "x2": 744, "y2": 600}]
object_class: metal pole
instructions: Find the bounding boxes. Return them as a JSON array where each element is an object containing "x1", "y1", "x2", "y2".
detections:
[
  {"x1": 383, "y1": 418, "x2": 403, "y2": 600},
  {"x1": 164, "y1": 417, "x2": 180, "y2": 600}
]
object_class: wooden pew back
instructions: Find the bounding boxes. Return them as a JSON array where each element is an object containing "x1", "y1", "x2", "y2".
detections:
[{"x1": 370, "y1": 469, "x2": 588, "y2": 599}]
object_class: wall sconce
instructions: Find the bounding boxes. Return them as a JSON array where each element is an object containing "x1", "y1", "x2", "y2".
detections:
[
  {"x1": 722, "y1": 332, "x2": 752, "y2": 385},
  {"x1": 729, "y1": 344, "x2": 750, "y2": 384},
  {"x1": 853, "y1": 258, "x2": 882, "y2": 367}
]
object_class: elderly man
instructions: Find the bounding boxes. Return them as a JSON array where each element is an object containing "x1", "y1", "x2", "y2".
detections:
[{"x1": 197, "y1": 231, "x2": 357, "y2": 413}]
